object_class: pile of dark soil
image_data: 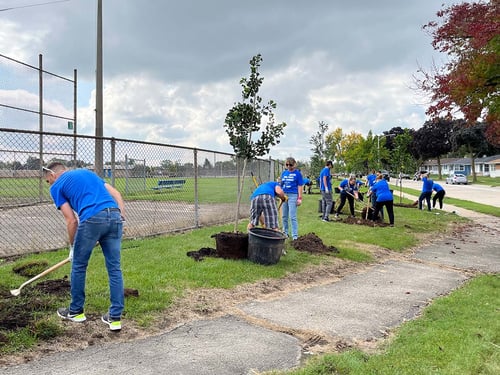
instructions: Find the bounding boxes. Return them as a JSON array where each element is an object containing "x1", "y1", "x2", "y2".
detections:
[
  {"x1": 394, "y1": 202, "x2": 418, "y2": 208},
  {"x1": 292, "y1": 233, "x2": 339, "y2": 254},
  {"x1": 186, "y1": 247, "x2": 218, "y2": 261},
  {"x1": 341, "y1": 216, "x2": 390, "y2": 227},
  {"x1": 0, "y1": 279, "x2": 70, "y2": 331}
]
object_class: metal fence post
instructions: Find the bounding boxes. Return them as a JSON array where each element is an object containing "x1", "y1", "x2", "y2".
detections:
[
  {"x1": 194, "y1": 148, "x2": 199, "y2": 227},
  {"x1": 111, "y1": 138, "x2": 116, "y2": 187}
]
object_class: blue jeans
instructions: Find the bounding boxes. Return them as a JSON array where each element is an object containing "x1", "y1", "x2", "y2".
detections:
[
  {"x1": 70, "y1": 208, "x2": 124, "y2": 319},
  {"x1": 282, "y1": 193, "x2": 299, "y2": 240},
  {"x1": 321, "y1": 191, "x2": 333, "y2": 219}
]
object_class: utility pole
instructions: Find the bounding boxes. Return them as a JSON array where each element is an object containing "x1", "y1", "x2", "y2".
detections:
[{"x1": 95, "y1": 0, "x2": 103, "y2": 176}]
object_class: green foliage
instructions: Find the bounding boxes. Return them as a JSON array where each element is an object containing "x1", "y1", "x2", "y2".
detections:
[
  {"x1": 309, "y1": 121, "x2": 329, "y2": 177},
  {"x1": 412, "y1": 118, "x2": 454, "y2": 161},
  {"x1": 224, "y1": 54, "x2": 286, "y2": 160}
]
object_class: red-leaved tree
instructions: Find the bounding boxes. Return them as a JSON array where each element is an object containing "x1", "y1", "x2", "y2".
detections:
[{"x1": 418, "y1": 1, "x2": 500, "y2": 146}]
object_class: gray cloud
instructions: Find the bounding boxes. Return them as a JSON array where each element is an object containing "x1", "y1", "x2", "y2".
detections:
[{"x1": 0, "y1": 0, "x2": 454, "y2": 161}]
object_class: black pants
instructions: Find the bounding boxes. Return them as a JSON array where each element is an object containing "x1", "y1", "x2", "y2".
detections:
[
  {"x1": 373, "y1": 200, "x2": 394, "y2": 225},
  {"x1": 432, "y1": 190, "x2": 445, "y2": 209},
  {"x1": 336, "y1": 194, "x2": 355, "y2": 216}
]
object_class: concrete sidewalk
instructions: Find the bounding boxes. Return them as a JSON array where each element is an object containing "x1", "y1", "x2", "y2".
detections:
[{"x1": 2, "y1": 206, "x2": 499, "y2": 374}]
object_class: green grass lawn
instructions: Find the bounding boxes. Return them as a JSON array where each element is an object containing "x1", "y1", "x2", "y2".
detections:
[
  {"x1": 0, "y1": 192, "x2": 497, "y2": 374},
  {"x1": 0, "y1": 176, "x2": 254, "y2": 204}
]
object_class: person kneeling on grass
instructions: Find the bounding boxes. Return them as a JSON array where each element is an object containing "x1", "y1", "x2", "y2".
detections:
[
  {"x1": 369, "y1": 175, "x2": 394, "y2": 227},
  {"x1": 247, "y1": 181, "x2": 288, "y2": 232}
]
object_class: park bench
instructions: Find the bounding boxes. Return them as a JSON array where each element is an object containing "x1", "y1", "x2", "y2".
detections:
[{"x1": 152, "y1": 179, "x2": 186, "y2": 191}]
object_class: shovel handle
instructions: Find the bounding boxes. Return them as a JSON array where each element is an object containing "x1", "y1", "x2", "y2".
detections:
[{"x1": 17, "y1": 258, "x2": 70, "y2": 290}]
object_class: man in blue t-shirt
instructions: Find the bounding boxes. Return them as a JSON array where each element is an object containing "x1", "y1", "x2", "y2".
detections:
[
  {"x1": 418, "y1": 172, "x2": 434, "y2": 211},
  {"x1": 248, "y1": 181, "x2": 287, "y2": 231},
  {"x1": 319, "y1": 160, "x2": 333, "y2": 222},
  {"x1": 44, "y1": 162, "x2": 125, "y2": 331}
]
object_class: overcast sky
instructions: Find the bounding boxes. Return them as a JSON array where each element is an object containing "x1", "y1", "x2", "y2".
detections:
[{"x1": 0, "y1": 0, "x2": 456, "y2": 162}]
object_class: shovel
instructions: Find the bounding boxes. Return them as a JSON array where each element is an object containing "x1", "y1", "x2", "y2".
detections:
[{"x1": 10, "y1": 257, "x2": 71, "y2": 296}]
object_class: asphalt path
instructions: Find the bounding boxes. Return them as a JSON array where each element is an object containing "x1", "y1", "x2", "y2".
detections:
[{"x1": 1, "y1": 187, "x2": 499, "y2": 374}]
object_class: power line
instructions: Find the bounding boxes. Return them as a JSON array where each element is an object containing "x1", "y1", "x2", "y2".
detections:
[{"x1": 0, "y1": 0, "x2": 70, "y2": 12}]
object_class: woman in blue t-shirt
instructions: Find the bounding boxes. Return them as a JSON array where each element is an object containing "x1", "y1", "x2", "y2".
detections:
[
  {"x1": 280, "y1": 157, "x2": 303, "y2": 240},
  {"x1": 335, "y1": 175, "x2": 359, "y2": 218},
  {"x1": 370, "y1": 175, "x2": 394, "y2": 226}
]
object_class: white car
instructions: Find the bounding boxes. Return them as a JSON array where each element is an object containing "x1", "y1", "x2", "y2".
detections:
[{"x1": 446, "y1": 173, "x2": 468, "y2": 185}]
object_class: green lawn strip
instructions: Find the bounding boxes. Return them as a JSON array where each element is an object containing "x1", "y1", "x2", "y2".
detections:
[
  {"x1": 275, "y1": 274, "x2": 499, "y2": 375},
  {"x1": 0, "y1": 193, "x2": 475, "y2": 355}
]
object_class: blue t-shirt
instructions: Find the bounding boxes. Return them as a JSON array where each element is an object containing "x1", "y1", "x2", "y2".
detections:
[
  {"x1": 370, "y1": 179, "x2": 393, "y2": 202},
  {"x1": 250, "y1": 181, "x2": 279, "y2": 200},
  {"x1": 50, "y1": 169, "x2": 118, "y2": 223},
  {"x1": 421, "y1": 177, "x2": 434, "y2": 193},
  {"x1": 280, "y1": 169, "x2": 303, "y2": 194},
  {"x1": 432, "y1": 183, "x2": 444, "y2": 192},
  {"x1": 319, "y1": 167, "x2": 331, "y2": 191},
  {"x1": 366, "y1": 173, "x2": 376, "y2": 188},
  {"x1": 339, "y1": 178, "x2": 358, "y2": 195}
]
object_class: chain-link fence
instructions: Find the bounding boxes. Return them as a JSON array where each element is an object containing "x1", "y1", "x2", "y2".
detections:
[{"x1": 0, "y1": 128, "x2": 283, "y2": 257}]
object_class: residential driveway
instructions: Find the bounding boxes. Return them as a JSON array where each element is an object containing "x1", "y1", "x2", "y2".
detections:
[{"x1": 1, "y1": 200, "x2": 499, "y2": 374}]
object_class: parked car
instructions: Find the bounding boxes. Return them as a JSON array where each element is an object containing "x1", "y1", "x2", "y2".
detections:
[{"x1": 446, "y1": 173, "x2": 468, "y2": 185}]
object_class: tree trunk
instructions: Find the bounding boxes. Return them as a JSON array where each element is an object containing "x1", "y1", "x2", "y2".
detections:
[
  {"x1": 233, "y1": 158, "x2": 248, "y2": 232},
  {"x1": 437, "y1": 156, "x2": 442, "y2": 179}
]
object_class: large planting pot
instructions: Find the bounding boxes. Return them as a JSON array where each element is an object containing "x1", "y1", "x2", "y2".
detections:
[{"x1": 248, "y1": 228, "x2": 286, "y2": 265}]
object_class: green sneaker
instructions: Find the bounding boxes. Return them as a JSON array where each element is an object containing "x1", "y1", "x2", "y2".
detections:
[
  {"x1": 101, "y1": 313, "x2": 121, "y2": 331},
  {"x1": 57, "y1": 307, "x2": 86, "y2": 322}
]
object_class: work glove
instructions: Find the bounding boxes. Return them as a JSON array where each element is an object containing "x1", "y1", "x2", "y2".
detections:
[
  {"x1": 281, "y1": 195, "x2": 288, "y2": 202},
  {"x1": 325, "y1": 188, "x2": 329, "y2": 193},
  {"x1": 68, "y1": 245, "x2": 74, "y2": 262},
  {"x1": 121, "y1": 216, "x2": 128, "y2": 235}
]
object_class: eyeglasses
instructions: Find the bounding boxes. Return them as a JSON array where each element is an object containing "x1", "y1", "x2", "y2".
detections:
[{"x1": 285, "y1": 164, "x2": 293, "y2": 167}]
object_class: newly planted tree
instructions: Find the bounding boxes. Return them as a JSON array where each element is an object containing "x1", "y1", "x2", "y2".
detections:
[{"x1": 224, "y1": 54, "x2": 286, "y2": 231}]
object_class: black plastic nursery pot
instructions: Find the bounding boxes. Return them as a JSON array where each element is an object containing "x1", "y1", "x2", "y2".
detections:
[{"x1": 247, "y1": 228, "x2": 286, "y2": 265}]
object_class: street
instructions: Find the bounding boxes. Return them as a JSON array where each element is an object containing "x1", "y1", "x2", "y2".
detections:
[{"x1": 392, "y1": 178, "x2": 500, "y2": 208}]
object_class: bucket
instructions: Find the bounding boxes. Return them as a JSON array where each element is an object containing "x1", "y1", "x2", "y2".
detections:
[{"x1": 248, "y1": 228, "x2": 286, "y2": 265}]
